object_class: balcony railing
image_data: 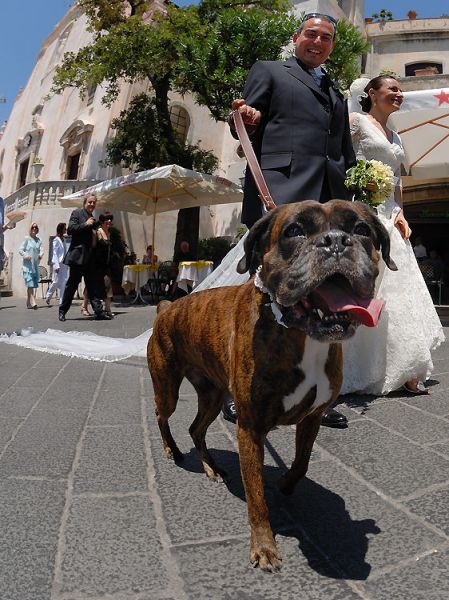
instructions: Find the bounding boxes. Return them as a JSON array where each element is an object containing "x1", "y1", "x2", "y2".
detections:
[{"x1": 4, "y1": 179, "x2": 99, "y2": 215}]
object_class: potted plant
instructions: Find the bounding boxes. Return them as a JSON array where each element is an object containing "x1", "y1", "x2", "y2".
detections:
[
  {"x1": 407, "y1": 10, "x2": 417, "y2": 19},
  {"x1": 372, "y1": 9, "x2": 394, "y2": 24}
]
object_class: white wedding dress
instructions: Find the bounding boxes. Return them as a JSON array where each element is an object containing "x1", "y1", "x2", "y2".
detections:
[{"x1": 340, "y1": 113, "x2": 444, "y2": 395}]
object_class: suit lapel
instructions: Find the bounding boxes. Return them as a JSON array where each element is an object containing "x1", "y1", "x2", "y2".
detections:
[
  {"x1": 325, "y1": 72, "x2": 344, "y2": 111},
  {"x1": 283, "y1": 57, "x2": 328, "y2": 103}
]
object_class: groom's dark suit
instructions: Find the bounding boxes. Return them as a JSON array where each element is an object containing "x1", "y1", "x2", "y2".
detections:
[
  {"x1": 240, "y1": 57, "x2": 356, "y2": 226},
  {"x1": 60, "y1": 207, "x2": 104, "y2": 317}
]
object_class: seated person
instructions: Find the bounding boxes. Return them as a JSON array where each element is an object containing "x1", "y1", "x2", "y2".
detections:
[
  {"x1": 142, "y1": 244, "x2": 158, "y2": 265},
  {"x1": 173, "y1": 240, "x2": 196, "y2": 264}
]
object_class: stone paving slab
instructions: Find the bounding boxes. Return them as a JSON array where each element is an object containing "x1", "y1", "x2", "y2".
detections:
[
  {"x1": 287, "y1": 460, "x2": 446, "y2": 578},
  {"x1": 363, "y1": 545, "x2": 449, "y2": 600},
  {"x1": 173, "y1": 536, "x2": 360, "y2": 600},
  {"x1": 0, "y1": 479, "x2": 66, "y2": 600},
  {"x1": 355, "y1": 401, "x2": 449, "y2": 444},
  {"x1": 400, "y1": 392, "x2": 449, "y2": 417},
  {"x1": 73, "y1": 424, "x2": 148, "y2": 494},
  {"x1": 0, "y1": 416, "x2": 21, "y2": 446},
  {"x1": 0, "y1": 405, "x2": 89, "y2": 479},
  {"x1": 316, "y1": 420, "x2": 449, "y2": 499},
  {"x1": 57, "y1": 495, "x2": 171, "y2": 598},
  {"x1": 404, "y1": 486, "x2": 449, "y2": 536}
]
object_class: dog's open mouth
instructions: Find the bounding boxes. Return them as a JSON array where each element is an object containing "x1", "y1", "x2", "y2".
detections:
[{"x1": 279, "y1": 274, "x2": 384, "y2": 339}]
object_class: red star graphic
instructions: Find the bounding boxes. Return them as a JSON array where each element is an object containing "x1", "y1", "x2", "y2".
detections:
[{"x1": 434, "y1": 90, "x2": 449, "y2": 106}]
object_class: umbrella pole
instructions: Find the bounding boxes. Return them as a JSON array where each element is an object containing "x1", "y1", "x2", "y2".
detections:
[{"x1": 151, "y1": 199, "x2": 157, "y2": 254}]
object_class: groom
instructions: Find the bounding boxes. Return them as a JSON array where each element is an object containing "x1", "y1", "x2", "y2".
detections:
[
  {"x1": 225, "y1": 13, "x2": 356, "y2": 428},
  {"x1": 59, "y1": 194, "x2": 111, "y2": 322}
]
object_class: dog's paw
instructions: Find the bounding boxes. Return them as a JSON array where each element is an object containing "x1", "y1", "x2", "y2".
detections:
[
  {"x1": 250, "y1": 530, "x2": 282, "y2": 572},
  {"x1": 203, "y1": 462, "x2": 227, "y2": 483},
  {"x1": 250, "y1": 544, "x2": 282, "y2": 572},
  {"x1": 164, "y1": 445, "x2": 183, "y2": 462}
]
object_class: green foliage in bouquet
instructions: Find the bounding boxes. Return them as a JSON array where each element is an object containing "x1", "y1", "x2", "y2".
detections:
[{"x1": 345, "y1": 159, "x2": 395, "y2": 208}]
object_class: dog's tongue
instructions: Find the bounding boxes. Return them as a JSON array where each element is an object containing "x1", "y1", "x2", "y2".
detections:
[{"x1": 313, "y1": 280, "x2": 384, "y2": 327}]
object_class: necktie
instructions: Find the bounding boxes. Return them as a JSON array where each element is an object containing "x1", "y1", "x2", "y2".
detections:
[{"x1": 309, "y1": 67, "x2": 323, "y2": 87}]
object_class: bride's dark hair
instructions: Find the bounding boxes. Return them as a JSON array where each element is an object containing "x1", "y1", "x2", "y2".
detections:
[{"x1": 360, "y1": 76, "x2": 393, "y2": 112}]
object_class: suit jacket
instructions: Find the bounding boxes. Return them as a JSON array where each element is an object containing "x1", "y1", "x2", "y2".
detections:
[
  {"x1": 240, "y1": 57, "x2": 356, "y2": 226},
  {"x1": 63, "y1": 207, "x2": 95, "y2": 267}
]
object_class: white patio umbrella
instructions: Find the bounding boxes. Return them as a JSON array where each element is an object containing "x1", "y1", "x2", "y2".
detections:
[
  {"x1": 389, "y1": 87, "x2": 449, "y2": 179},
  {"x1": 61, "y1": 164, "x2": 243, "y2": 252}
]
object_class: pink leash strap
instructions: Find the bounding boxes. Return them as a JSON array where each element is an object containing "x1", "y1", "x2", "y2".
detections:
[{"x1": 232, "y1": 110, "x2": 276, "y2": 211}]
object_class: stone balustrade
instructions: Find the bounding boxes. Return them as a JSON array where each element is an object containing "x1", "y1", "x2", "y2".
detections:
[{"x1": 4, "y1": 180, "x2": 99, "y2": 215}]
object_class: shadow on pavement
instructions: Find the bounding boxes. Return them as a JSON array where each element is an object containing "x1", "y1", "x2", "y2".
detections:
[{"x1": 173, "y1": 445, "x2": 379, "y2": 581}]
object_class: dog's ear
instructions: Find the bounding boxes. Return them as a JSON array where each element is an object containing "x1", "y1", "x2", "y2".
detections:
[
  {"x1": 360, "y1": 204, "x2": 397, "y2": 271},
  {"x1": 237, "y1": 209, "x2": 277, "y2": 274}
]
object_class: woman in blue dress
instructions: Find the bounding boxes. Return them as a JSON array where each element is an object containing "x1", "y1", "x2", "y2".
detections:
[{"x1": 18, "y1": 222, "x2": 44, "y2": 309}]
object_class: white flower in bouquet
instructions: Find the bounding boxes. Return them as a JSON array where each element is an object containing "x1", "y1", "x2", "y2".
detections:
[{"x1": 345, "y1": 159, "x2": 395, "y2": 208}]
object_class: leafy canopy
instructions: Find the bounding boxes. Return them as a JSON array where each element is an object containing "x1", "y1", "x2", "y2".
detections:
[{"x1": 52, "y1": 1, "x2": 368, "y2": 170}]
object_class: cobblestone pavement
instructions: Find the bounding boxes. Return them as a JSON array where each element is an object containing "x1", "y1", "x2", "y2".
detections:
[{"x1": 1, "y1": 296, "x2": 449, "y2": 600}]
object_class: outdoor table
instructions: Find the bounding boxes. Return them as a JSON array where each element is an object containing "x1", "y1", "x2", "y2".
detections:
[
  {"x1": 176, "y1": 260, "x2": 214, "y2": 293},
  {"x1": 122, "y1": 264, "x2": 158, "y2": 304}
]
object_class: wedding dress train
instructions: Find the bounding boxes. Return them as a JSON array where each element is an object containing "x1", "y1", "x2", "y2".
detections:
[{"x1": 0, "y1": 234, "x2": 249, "y2": 362}]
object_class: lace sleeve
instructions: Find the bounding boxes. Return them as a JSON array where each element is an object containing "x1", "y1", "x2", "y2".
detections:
[{"x1": 349, "y1": 113, "x2": 361, "y2": 141}]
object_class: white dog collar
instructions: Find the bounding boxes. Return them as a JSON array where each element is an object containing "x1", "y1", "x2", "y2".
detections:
[{"x1": 254, "y1": 266, "x2": 289, "y2": 328}]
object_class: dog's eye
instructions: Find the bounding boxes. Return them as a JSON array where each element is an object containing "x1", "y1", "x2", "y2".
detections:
[
  {"x1": 354, "y1": 222, "x2": 371, "y2": 237},
  {"x1": 284, "y1": 223, "x2": 305, "y2": 238}
]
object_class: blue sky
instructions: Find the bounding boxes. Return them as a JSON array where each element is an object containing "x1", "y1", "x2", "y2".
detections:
[
  {"x1": 365, "y1": 1, "x2": 445, "y2": 20},
  {"x1": 0, "y1": 0, "x2": 446, "y2": 124}
]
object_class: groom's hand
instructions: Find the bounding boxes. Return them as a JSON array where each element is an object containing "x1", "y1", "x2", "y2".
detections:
[
  {"x1": 229, "y1": 99, "x2": 261, "y2": 137},
  {"x1": 394, "y1": 209, "x2": 411, "y2": 239}
]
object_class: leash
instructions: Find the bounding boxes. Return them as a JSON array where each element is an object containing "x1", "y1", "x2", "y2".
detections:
[{"x1": 232, "y1": 110, "x2": 276, "y2": 211}]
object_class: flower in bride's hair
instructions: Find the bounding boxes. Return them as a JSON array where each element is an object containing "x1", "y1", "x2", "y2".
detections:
[
  {"x1": 345, "y1": 159, "x2": 395, "y2": 208},
  {"x1": 357, "y1": 91, "x2": 368, "y2": 103}
]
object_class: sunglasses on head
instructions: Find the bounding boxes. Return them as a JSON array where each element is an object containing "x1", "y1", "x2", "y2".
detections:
[{"x1": 302, "y1": 12, "x2": 338, "y2": 26}]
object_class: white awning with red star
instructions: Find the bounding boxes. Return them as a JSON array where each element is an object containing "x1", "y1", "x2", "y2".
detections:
[{"x1": 389, "y1": 88, "x2": 449, "y2": 179}]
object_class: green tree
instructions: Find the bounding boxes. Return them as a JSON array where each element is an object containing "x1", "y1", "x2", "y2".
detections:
[
  {"x1": 107, "y1": 93, "x2": 218, "y2": 173},
  {"x1": 175, "y1": 2, "x2": 297, "y2": 120},
  {"x1": 51, "y1": 0, "x2": 295, "y2": 252},
  {"x1": 325, "y1": 19, "x2": 370, "y2": 90}
]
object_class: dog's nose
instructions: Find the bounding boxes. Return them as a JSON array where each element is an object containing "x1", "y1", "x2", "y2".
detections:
[{"x1": 316, "y1": 230, "x2": 353, "y2": 256}]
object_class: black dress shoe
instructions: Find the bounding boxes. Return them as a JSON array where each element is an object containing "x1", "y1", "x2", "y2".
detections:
[
  {"x1": 321, "y1": 408, "x2": 348, "y2": 429},
  {"x1": 222, "y1": 394, "x2": 237, "y2": 424},
  {"x1": 95, "y1": 312, "x2": 113, "y2": 320},
  {"x1": 58, "y1": 311, "x2": 66, "y2": 322}
]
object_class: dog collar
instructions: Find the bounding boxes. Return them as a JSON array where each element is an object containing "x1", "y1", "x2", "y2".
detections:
[{"x1": 254, "y1": 266, "x2": 288, "y2": 328}]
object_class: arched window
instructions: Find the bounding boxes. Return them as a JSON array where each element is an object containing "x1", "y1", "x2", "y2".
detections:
[
  {"x1": 405, "y1": 62, "x2": 443, "y2": 77},
  {"x1": 59, "y1": 120, "x2": 94, "y2": 180},
  {"x1": 169, "y1": 105, "x2": 190, "y2": 143}
]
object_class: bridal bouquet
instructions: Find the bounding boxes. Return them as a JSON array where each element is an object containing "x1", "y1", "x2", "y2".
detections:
[{"x1": 345, "y1": 159, "x2": 395, "y2": 208}]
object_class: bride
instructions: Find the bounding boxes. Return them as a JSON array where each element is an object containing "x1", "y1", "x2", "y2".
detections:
[
  {"x1": 1, "y1": 76, "x2": 444, "y2": 397},
  {"x1": 342, "y1": 76, "x2": 444, "y2": 395}
]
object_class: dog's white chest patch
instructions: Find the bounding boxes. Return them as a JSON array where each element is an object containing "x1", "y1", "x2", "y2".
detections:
[{"x1": 282, "y1": 338, "x2": 333, "y2": 413}]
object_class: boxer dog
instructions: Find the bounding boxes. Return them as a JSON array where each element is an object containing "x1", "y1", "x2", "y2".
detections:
[{"x1": 148, "y1": 200, "x2": 396, "y2": 571}]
